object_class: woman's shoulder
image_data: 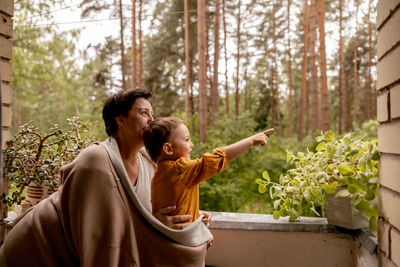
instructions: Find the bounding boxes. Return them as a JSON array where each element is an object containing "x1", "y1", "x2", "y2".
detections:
[
  {"x1": 71, "y1": 142, "x2": 109, "y2": 166},
  {"x1": 59, "y1": 142, "x2": 110, "y2": 184}
]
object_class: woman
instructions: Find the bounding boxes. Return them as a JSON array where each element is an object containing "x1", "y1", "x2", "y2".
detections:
[{"x1": 0, "y1": 88, "x2": 211, "y2": 266}]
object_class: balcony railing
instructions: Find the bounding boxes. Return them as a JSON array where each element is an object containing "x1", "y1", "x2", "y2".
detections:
[
  {"x1": 206, "y1": 212, "x2": 378, "y2": 267},
  {"x1": 5, "y1": 211, "x2": 377, "y2": 266}
]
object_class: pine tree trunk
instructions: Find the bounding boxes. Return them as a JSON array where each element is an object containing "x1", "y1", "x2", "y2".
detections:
[
  {"x1": 317, "y1": 0, "x2": 330, "y2": 132},
  {"x1": 270, "y1": 67, "x2": 275, "y2": 129},
  {"x1": 119, "y1": 0, "x2": 126, "y2": 90},
  {"x1": 244, "y1": 67, "x2": 248, "y2": 111},
  {"x1": 273, "y1": 6, "x2": 282, "y2": 138},
  {"x1": 367, "y1": 0, "x2": 372, "y2": 120},
  {"x1": 287, "y1": 0, "x2": 294, "y2": 137},
  {"x1": 138, "y1": 0, "x2": 143, "y2": 87},
  {"x1": 130, "y1": 0, "x2": 136, "y2": 89},
  {"x1": 235, "y1": 0, "x2": 241, "y2": 120},
  {"x1": 211, "y1": 0, "x2": 221, "y2": 115},
  {"x1": 298, "y1": 0, "x2": 309, "y2": 141},
  {"x1": 309, "y1": 0, "x2": 319, "y2": 137},
  {"x1": 198, "y1": 0, "x2": 208, "y2": 142},
  {"x1": 184, "y1": 0, "x2": 191, "y2": 119},
  {"x1": 206, "y1": 14, "x2": 213, "y2": 94},
  {"x1": 339, "y1": 0, "x2": 346, "y2": 133},
  {"x1": 352, "y1": 0, "x2": 359, "y2": 129},
  {"x1": 222, "y1": 0, "x2": 229, "y2": 118},
  {"x1": 305, "y1": 0, "x2": 311, "y2": 136}
]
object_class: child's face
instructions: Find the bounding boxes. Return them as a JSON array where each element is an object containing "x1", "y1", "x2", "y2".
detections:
[{"x1": 170, "y1": 124, "x2": 193, "y2": 160}]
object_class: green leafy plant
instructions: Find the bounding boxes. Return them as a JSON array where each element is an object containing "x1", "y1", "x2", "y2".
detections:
[
  {"x1": 3, "y1": 117, "x2": 96, "y2": 207},
  {"x1": 257, "y1": 131, "x2": 379, "y2": 234}
]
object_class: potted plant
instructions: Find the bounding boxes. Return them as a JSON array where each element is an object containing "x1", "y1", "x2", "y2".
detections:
[
  {"x1": 2, "y1": 117, "x2": 95, "y2": 213},
  {"x1": 256, "y1": 130, "x2": 379, "y2": 235}
]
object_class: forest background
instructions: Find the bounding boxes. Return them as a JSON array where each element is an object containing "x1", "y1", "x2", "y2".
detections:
[{"x1": 11, "y1": 0, "x2": 378, "y2": 215}]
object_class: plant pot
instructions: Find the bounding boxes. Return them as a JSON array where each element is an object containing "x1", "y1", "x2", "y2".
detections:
[
  {"x1": 26, "y1": 182, "x2": 58, "y2": 206},
  {"x1": 324, "y1": 193, "x2": 368, "y2": 229}
]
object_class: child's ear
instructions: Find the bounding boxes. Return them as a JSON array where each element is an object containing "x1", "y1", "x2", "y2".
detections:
[{"x1": 162, "y1": 143, "x2": 173, "y2": 156}]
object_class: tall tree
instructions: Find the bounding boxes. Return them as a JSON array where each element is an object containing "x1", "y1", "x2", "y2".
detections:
[
  {"x1": 235, "y1": 0, "x2": 241, "y2": 119},
  {"x1": 366, "y1": 0, "x2": 373, "y2": 120},
  {"x1": 198, "y1": 0, "x2": 208, "y2": 142},
  {"x1": 211, "y1": 0, "x2": 221, "y2": 115},
  {"x1": 138, "y1": 0, "x2": 144, "y2": 87},
  {"x1": 131, "y1": 0, "x2": 137, "y2": 89},
  {"x1": 309, "y1": 0, "x2": 319, "y2": 137},
  {"x1": 184, "y1": 0, "x2": 191, "y2": 119},
  {"x1": 352, "y1": 0, "x2": 359, "y2": 129},
  {"x1": 287, "y1": 0, "x2": 294, "y2": 137},
  {"x1": 339, "y1": 0, "x2": 346, "y2": 133},
  {"x1": 272, "y1": 3, "x2": 282, "y2": 138},
  {"x1": 80, "y1": 0, "x2": 128, "y2": 91},
  {"x1": 205, "y1": 13, "x2": 213, "y2": 92},
  {"x1": 298, "y1": 0, "x2": 309, "y2": 141},
  {"x1": 269, "y1": 67, "x2": 275, "y2": 128},
  {"x1": 317, "y1": 0, "x2": 330, "y2": 131},
  {"x1": 222, "y1": 0, "x2": 230, "y2": 118},
  {"x1": 244, "y1": 66, "x2": 248, "y2": 111},
  {"x1": 118, "y1": 0, "x2": 126, "y2": 90}
]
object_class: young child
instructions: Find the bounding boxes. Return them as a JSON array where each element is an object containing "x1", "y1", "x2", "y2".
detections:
[{"x1": 142, "y1": 117, "x2": 274, "y2": 223}]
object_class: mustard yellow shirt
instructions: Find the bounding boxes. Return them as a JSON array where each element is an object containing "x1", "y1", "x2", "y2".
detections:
[{"x1": 151, "y1": 147, "x2": 229, "y2": 222}]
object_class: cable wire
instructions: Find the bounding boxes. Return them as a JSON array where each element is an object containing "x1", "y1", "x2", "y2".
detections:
[
  {"x1": 17, "y1": 9, "x2": 198, "y2": 28},
  {"x1": 15, "y1": 3, "x2": 82, "y2": 22}
]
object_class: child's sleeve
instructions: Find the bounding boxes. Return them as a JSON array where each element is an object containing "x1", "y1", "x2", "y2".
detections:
[{"x1": 176, "y1": 147, "x2": 229, "y2": 187}]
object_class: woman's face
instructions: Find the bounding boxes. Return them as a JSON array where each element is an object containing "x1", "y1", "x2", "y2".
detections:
[{"x1": 117, "y1": 97, "x2": 154, "y2": 144}]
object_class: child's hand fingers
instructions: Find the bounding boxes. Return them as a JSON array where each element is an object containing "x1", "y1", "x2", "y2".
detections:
[
  {"x1": 261, "y1": 135, "x2": 269, "y2": 146},
  {"x1": 263, "y1": 128, "x2": 274, "y2": 135}
]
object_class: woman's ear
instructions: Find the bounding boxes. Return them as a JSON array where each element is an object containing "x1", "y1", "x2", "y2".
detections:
[
  {"x1": 116, "y1": 115, "x2": 125, "y2": 127},
  {"x1": 162, "y1": 143, "x2": 173, "y2": 156}
]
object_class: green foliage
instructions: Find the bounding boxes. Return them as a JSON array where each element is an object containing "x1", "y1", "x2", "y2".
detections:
[
  {"x1": 3, "y1": 117, "x2": 97, "y2": 207},
  {"x1": 257, "y1": 129, "x2": 379, "y2": 234},
  {"x1": 12, "y1": 0, "x2": 108, "y2": 137},
  {"x1": 143, "y1": 0, "x2": 198, "y2": 117}
]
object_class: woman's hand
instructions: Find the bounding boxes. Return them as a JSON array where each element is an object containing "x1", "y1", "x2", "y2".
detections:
[
  {"x1": 199, "y1": 210, "x2": 212, "y2": 227},
  {"x1": 154, "y1": 206, "x2": 192, "y2": 230}
]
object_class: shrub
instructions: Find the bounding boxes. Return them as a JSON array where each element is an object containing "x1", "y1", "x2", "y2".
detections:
[{"x1": 3, "y1": 117, "x2": 96, "y2": 207}]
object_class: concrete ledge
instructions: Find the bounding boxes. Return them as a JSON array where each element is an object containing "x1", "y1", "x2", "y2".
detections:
[
  {"x1": 209, "y1": 211, "x2": 377, "y2": 253},
  {"x1": 209, "y1": 211, "x2": 339, "y2": 233},
  {"x1": 207, "y1": 212, "x2": 378, "y2": 267}
]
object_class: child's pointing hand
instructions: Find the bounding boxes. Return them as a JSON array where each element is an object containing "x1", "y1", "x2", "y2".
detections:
[{"x1": 252, "y1": 128, "x2": 274, "y2": 146}]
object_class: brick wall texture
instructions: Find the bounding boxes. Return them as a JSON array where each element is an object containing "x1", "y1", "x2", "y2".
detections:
[
  {"x1": 377, "y1": 1, "x2": 400, "y2": 266},
  {"x1": 0, "y1": 0, "x2": 13, "y2": 244}
]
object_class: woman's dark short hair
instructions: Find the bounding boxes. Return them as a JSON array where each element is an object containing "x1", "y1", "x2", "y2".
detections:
[
  {"x1": 142, "y1": 117, "x2": 184, "y2": 161},
  {"x1": 102, "y1": 88, "x2": 152, "y2": 136}
]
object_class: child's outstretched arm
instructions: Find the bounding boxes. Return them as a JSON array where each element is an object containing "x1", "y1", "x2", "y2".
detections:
[{"x1": 225, "y1": 128, "x2": 274, "y2": 161}]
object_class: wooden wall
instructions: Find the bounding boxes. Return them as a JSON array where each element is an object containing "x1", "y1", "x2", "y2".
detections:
[
  {"x1": 0, "y1": 0, "x2": 13, "y2": 244},
  {"x1": 376, "y1": 0, "x2": 400, "y2": 266}
]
